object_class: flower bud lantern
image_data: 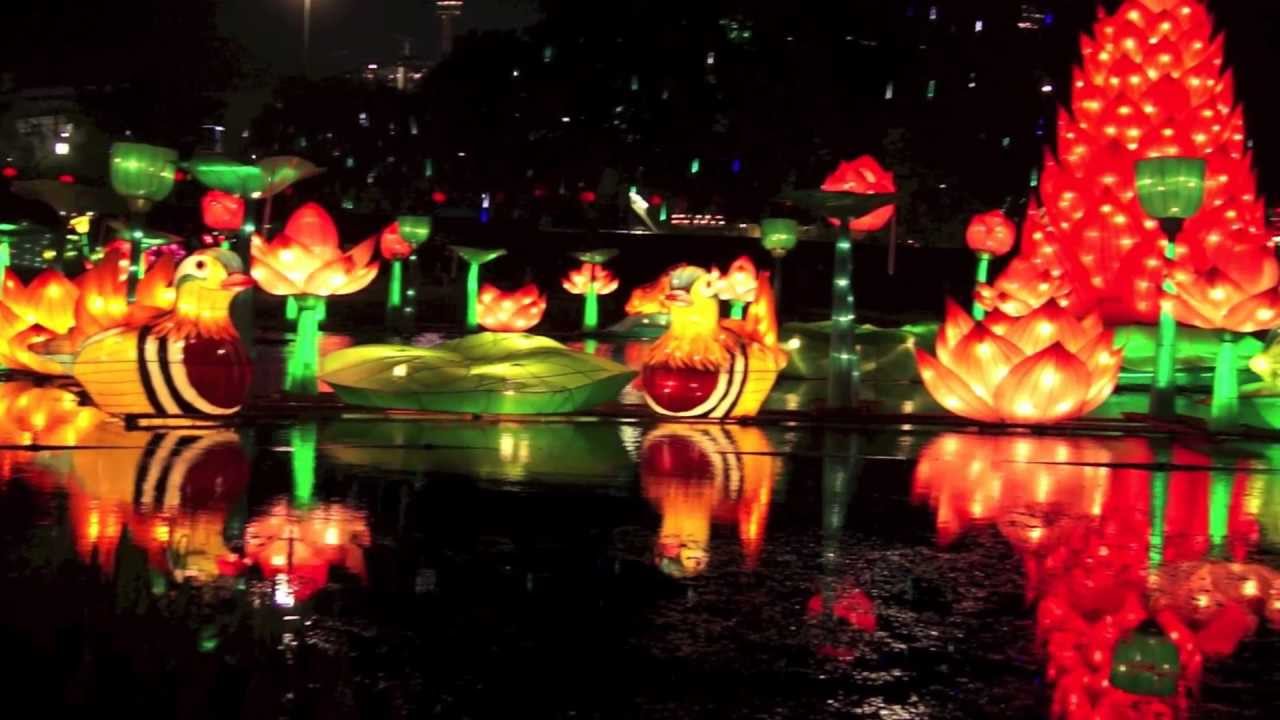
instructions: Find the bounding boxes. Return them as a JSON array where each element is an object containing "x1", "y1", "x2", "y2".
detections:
[
  {"x1": 563, "y1": 249, "x2": 619, "y2": 333},
  {"x1": 965, "y1": 210, "x2": 1017, "y2": 320},
  {"x1": 451, "y1": 246, "x2": 507, "y2": 332},
  {"x1": 201, "y1": 190, "x2": 246, "y2": 233},
  {"x1": 477, "y1": 283, "x2": 547, "y2": 332}
]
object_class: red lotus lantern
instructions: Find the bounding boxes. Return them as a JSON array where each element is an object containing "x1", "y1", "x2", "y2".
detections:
[
  {"x1": 821, "y1": 156, "x2": 896, "y2": 232},
  {"x1": 966, "y1": 211, "x2": 1017, "y2": 257},
  {"x1": 476, "y1": 283, "x2": 547, "y2": 332},
  {"x1": 200, "y1": 190, "x2": 246, "y2": 231}
]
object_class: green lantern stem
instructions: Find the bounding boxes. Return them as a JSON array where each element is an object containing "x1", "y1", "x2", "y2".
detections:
[
  {"x1": 1209, "y1": 332, "x2": 1239, "y2": 432},
  {"x1": 465, "y1": 261, "x2": 481, "y2": 331},
  {"x1": 127, "y1": 227, "x2": 144, "y2": 301},
  {"x1": 286, "y1": 295, "x2": 299, "y2": 322},
  {"x1": 1149, "y1": 443, "x2": 1170, "y2": 570},
  {"x1": 290, "y1": 423, "x2": 318, "y2": 508},
  {"x1": 972, "y1": 251, "x2": 992, "y2": 321},
  {"x1": 0, "y1": 239, "x2": 10, "y2": 281},
  {"x1": 285, "y1": 295, "x2": 323, "y2": 395},
  {"x1": 827, "y1": 227, "x2": 858, "y2": 408},
  {"x1": 583, "y1": 275, "x2": 600, "y2": 333},
  {"x1": 729, "y1": 300, "x2": 746, "y2": 320},
  {"x1": 1150, "y1": 220, "x2": 1182, "y2": 419},
  {"x1": 386, "y1": 258, "x2": 404, "y2": 326}
]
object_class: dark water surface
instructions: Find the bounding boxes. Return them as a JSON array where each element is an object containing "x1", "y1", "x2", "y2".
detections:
[{"x1": 1, "y1": 406, "x2": 1278, "y2": 718}]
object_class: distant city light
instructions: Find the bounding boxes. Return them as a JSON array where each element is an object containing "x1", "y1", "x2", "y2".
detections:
[
  {"x1": 885, "y1": 82, "x2": 894, "y2": 100},
  {"x1": 54, "y1": 142, "x2": 70, "y2": 156},
  {"x1": 928, "y1": 6, "x2": 938, "y2": 21},
  {"x1": 1040, "y1": 82, "x2": 1054, "y2": 93},
  {"x1": 926, "y1": 79, "x2": 937, "y2": 99},
  {"x1": 561, "y1": 116, "x2": 571, "y2": 123},
  {"x1": 670, "y1": 213, "x2": 726, "y2": 227},
  {"x1": 975, "y1": 19, "x2": 984, "y2": 33}
]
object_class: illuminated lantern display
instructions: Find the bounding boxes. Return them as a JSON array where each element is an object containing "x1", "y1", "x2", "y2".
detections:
[
  {"x1": 820, "y1": 156, "x2": 896, "y2": 233},
  {"x1": 109, "y1": 142, "x2": 178, "y2": 293},
  {"x1": 0, "y1": 382, "x2": 106, "y2": 447},
  {"x1": 321, "y1": 333, "x2": 635, "y2": 414},
  {"x1": 251, "y1": 203, "x2": 379, "y2": 394},
  {"x1": 781, "y1": 157, "x2": 896, "y2": 407},
  {"x1": 640, "y1": 424, "x2": 778, "y2": 576},
  {"x1": 476, "y1": 283, "x2": 547, "y2": 332},
  {"x1": 915, "y1": 299, "x2": 1121, "y2": 424},
  {"x1": 965, "y1": 210, "x2": 1017, "y2": 320},
  {"x1": 450, "y1": 245, "x2": 507, "y2": 332},
  {"x1": 625, "y1": 266, "x2": 680, "y2": 317},
  {"x1": 986, "y1": 0, "x2": 1268, "y2": 336},
  {"x1": 200, "y1": 190, "x2": 246, "y2": 232},
  {"x1": 642, "y1": 265, "x2": 787, "y2": 418},
  {"x1": 975, "y1": 254, "x2": 1071, "y2": 317},
  {"x1": 716, "y1": 256, "x2": 758, "y2": 320},
  {"x1": 562, "y1": 249, "x2": 620, "y2": 333},
  {"x1": 760, "y1": 217, "x2": 799, "y2": 303},
  {"x1": 380, "y1": 217, "x2": 431, "y2": 329}
]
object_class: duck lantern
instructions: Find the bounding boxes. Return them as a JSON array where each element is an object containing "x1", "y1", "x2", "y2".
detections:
[
  {"x1": 0, "y1": 247, "x2": 255, "y2": 416},
  {"x1": 641, "y1": 265, "x2": 787, "y2": 418}
]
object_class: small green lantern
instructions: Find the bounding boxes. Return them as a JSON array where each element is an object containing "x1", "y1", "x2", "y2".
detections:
[
  {"x1": 761, "y1": 218, "x2": 799, "y2": 257},
  {"x1": 188, "y1": 155, "x2": 267, "y2": 198},
  {"x1": 1135, "y1": 156, "x2": 1208, "y2": 420},
  {"x1": 1136, "y1": 157, "x2": 1207, "y2": 221},
  {"x1": 109, "y1": 142, "x2": 178, "y2": 212},
  {"x1": 1109, "y1": 623, "x2": 1181, "y2": 698},
  {"x1": 397, "y1": 215, "x2": 433, "y2": 246}
]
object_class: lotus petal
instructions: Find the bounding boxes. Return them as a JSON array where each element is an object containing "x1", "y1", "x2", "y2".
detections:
[
  {"x1": 992, "y1": 344, "x2": 1092, "y2": 425},
  {"x1": 915, "y1": 349, "x2": 1000, "y2": 422}
]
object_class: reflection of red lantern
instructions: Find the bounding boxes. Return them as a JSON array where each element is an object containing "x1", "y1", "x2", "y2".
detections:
[
  {"x1": 200, "y1": 190, "x2": 246, "y2": 231},
  {"x1": 821, "y1": 156, "x2": 896, "y2": 232}
]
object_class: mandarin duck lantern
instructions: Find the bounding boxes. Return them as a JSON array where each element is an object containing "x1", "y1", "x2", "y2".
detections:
[
  {"x1": 915, "y1": 299, "x2": 1121, "y2": 424},
  {"x1": 109, "y1": 142, "x2": 178, "y2": 295},
  {"x1": 0, "y1": 248, "x2": 255, "y2": 416},
  {"x1": 476, "y1": 283, "x2": 547, "y2": 333},
  {"x1": 641, "y1": 265, "x2": 787, "y2": 418},
  {"x1": 779, "y1": 156, "x2": 895, "y2": 408},
  {"x1": 563, "y1": 249, "x2": 620, "y2": 333},
  {"x1": 251, "y1": 203, "x2": 379, "y2": 394},
  {"x1": 450, "y1": 245, "x2": 507, "y2": 332},
  {"x1": 965, "y1": 211, "x2": 1017, "y2": 320}
]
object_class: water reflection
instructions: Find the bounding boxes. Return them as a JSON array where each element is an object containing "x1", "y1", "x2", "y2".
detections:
[
  {"x1": 639, "y1": 423, "x2": 778, "y2": 575},
  {"x1": 912, "y1": 433, "x2": 1280, "y2": 718}
]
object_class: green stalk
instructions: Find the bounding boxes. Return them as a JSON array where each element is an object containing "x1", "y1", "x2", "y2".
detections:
[
  {"x1": 386, "y1": 258, "x2": 404, "y2": 328},
  {"x1": 1209, "y1": 332, "x2": 1239, "y2": 432},
  {"x1": 827, "y1": 226, "x2": 858, "y2": 408},
  {"x1": 286, "y1": 295, "x2": 299, "y2": 322},
  {"x1": 1149, "y1": 464, "x2": 1168, "y2": 570},
  {"x1": 583, "y1": 280, "x2": 600, "y2": 332},
  {"x1": 729, "y1": 300, "x2": 746, "y2": 320},
  {"x1": 1208, "y1": 468, "x2": 1232, "y2": 557},
  {"x1": 1150, "y1": 222, "x2": 1181, "y2": 418},
  {"x1": 285, "y1": 295, "x2": 322, "y2": 395},
  {"x1": 465, "y1": 261, "x2": 480, "y2": 331},
  {"x1": 972, "y1": 251, "x2": 991, "y2": 321}
]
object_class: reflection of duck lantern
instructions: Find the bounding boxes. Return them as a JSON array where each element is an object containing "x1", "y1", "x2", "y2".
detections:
[
  {"x1": 640, "y1": 423, "x2": 778, "y2": 576},
  {"x1": 641, "y1": 266, "x2": 787, "y2": 418},
  {"x1": 0, "y1": 247, "x2": 255, "y2": 416}
]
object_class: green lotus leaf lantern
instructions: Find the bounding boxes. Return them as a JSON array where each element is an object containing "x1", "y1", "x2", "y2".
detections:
[
  {"x1": 110, "y1": 142, "x2": 178, "y2": 211},
  {"x1": 257, "y1": 156, "x2": 325, "y2": 198},
  {"x1": 1136, "y1": 157, "x2": 1207, "y2": 221},
  {"x1": 1109, "y1": 623, "x2": 1181, "y2": 698},
  {"x1": 571, "y1": 248, "x2": 618, "y2": 265},
  {"x1": 188, "y1": 155, "x2": 267, "y2": 198},
  {"x1": 761, "y1": 218, "x2": 799, "y2": 257},
  {"x1": 451, "y1": 245, "x2": 508, "y2": 332},
  {"x1": 397, "y1": 215, "x2": 433, "y2": 246}
]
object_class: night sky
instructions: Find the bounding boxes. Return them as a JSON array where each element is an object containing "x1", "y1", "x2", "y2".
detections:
[{"x1": 216, "y1": 0, "x2": 540, "y2": 76}]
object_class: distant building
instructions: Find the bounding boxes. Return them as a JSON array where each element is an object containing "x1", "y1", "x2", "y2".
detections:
[{"x1": 436, "y1": 0, "x2": 464, "y2": 58}]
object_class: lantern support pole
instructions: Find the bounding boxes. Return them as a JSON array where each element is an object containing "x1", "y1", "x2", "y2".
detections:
[
  {"x1": 465, "y1": 261, "x2": 480, "y2": 331},
  {"x1": 1150, "y1": 218, "x2": 1183, "y2": 419},
  {"x1": 771, "y1": 252, "x2": 785, "y2": 309},
  {"x1": 729, "y1": 300, "x2": 746, "y2": 320},
  {"x1": 972, "y1": 251, "x2": 992, "y2": 321},
  {"x1": 386, "y1": 258, "x2": 404, "y2": 329},
  {"x1": 827, "y1": 225, "x2": 859, "y2": 408},
  {"x1": 285, "y1": 294, "x2": 322, "y2": 395},
  {"x1": 583, "y1": 266, "x2": 600, "y2": 332},
  {"x1": 1148, "y1": 441, "x2": 1170, "y2": 570},
  {"x1": 290, "y1": 422, "x2": 317, "y2": 508},
  {"x1": 1209, "y1": 331, "x2": 1239, "y2": 432}
]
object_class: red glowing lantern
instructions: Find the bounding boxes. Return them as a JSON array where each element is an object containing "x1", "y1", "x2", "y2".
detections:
[
  {"x1": 966, "y1": 210, "x2": 1018, "y2": 257},
  {"x1": 821, "y1": 155, "x2": 896, "y2": 232},
  {"x1": 986, "y1": 0, "x2": 1271, "y2": 324},
  {"x1": 476, "y1": 283, "x2": 547, "y2": 332},
  {"x1": 431, "y1": 190, "x2": 447, "y2": 204},
  {"x1": 2, "y1": 167, "x2": 17, "y2": 179},
  {"x1": 58, "y1": 174, "x2": 75, "y2": 184},
  {"x1": 379, "y1": 222, "x2": 413, "y2": 261},
  {"x1": 200, "y1": 190, "x2": 246, "y2": 231},
  {"x1": 579, "y1": 190, "x2": 597, "y2": 204}
]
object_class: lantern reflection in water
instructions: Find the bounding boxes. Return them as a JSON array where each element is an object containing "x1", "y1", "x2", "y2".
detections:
[
  {"x1": 912, "y1": 432, "x2": 1274, "y2": 718},
  {"x1": 244, "y1": 500, "x2": 370, "y2": 606},
  {"x1": 640, "y1": 423, "x2": 779, "y2": 576}
]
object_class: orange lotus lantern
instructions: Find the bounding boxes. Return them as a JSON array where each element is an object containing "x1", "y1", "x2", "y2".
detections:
[
  {"x1": 821, "y1": 156, "x2": 896, "y2": 232},
  {"x1": 476, "y1": 282, "x2": 547, "y2": 332},
  {"x1": 0, "y1": 382, "x2": 106, "y2": 447},
  {"x1": 251, "y1": 203, "x2": 378, "y2": 394},
  {"x1": 716, "y1": 256, "x2": 758, "y2": 320},
  {"x1": 200, "y1": 190, "x2": 246, "y2": 232},
  {"x1": 1, "y1": 267, "x2": 78, "y2": 334},
  {"x1": 915, "y1": 299, "x2": 1122, "y2": 424},
  {"x1": 562, "y1": 262, "x2": 619, "y2": 332},
  {"x1": 975, "y1": 256, "x2": 1072, "y2": 318}
]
